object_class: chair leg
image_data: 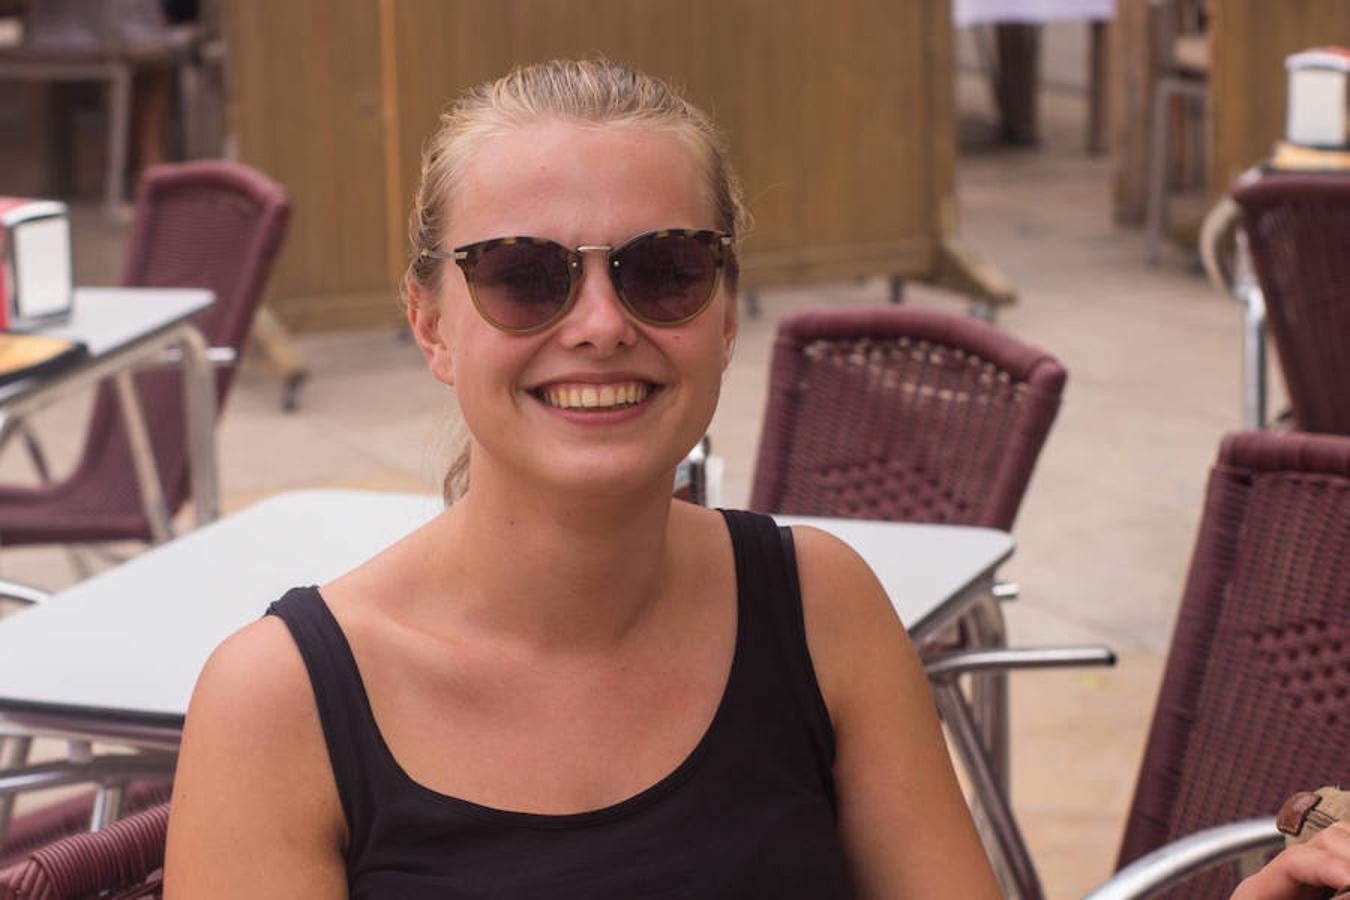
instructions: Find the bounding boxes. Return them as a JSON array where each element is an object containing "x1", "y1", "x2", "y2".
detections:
[
  {"x1": 1147, "y1": 81, "x2": 1174, "y2": 264},
  {"x1": 89, "y1": 782, "x2": 127, "y2": 831},
  {"x1": 113, "y1": 371, "x2": 175, "y2": 544},
  {"x1": 0, "y1": 734, "x2": 35, "y2": 847},
  {"x1": 969, "y1": 594, "x2": 1011, "y2": 790},
  {"x1": 1235, "y1": 232, "x2": 1269, "y2": 430},
  {"x1": 932, "y1": 680, "x2": 1043, "y2": 900},
  {"x1": 104, "y1": 64, "x2": 132, "y2": 217},
  {"x1": 18, "y1": 424, "x2": 53, "y2": 485},
  {"x1": 889, "y1": 278, "x2": 905, "y2": 304},
  {"x1": 62, "y1": 545, "x2": 95, "y2": 581},
  {"x1": 177, "y1": 59, "x2": 200, "y2": 160}
]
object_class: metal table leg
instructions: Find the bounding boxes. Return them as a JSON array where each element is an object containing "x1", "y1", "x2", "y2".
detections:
[
  {"x1": 1235, "y1": 233, "x2": 1268, "y2": 431},
  {"x1": 175, "y1": 325, "x2": 219, "y2": 526}
]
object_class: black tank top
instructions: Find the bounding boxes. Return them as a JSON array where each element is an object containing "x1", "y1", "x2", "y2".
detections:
[{"x1": 267, "y1": 509, "x2": 855, "y2": 899}]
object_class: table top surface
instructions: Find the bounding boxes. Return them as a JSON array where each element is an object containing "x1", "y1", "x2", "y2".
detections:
[
  {"x1": 0, "y1": 490, "x2": 1012, "y2": 735},
  {"x1": 0, "y1": 286, "x2": 213, "y2": 405},
  {"x1": 954, "y1": 0, "x2": 1113, "y2": 26}
]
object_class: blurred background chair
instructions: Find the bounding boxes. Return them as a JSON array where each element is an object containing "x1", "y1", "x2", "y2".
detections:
[
  {"x1": 933, "y1": 429, "x2": 1350, "y2": 899},
  {"x1": 1231, "y1": 172, "x2": 1350, "y2": 436},
  {"x1": 749, "y1": 305, "x2": 1066, "y2": 531},
  {"x1": 0, "y1": 751, "x2": 174, "y2": 882},
  {"x1": 0, "y1": 160, "x2": 290, "y2": 577},
  {"x1": 0, "y1": 0, "x2": 206, "y2": 214},
  {"x1": 0, "y1": 799, "x2": 170, "y2": 899},
  {"x1": 1110, "y1": 429, "x2": 1350, "y2": 897},
  {"x1": 1146, "y1": 0, "x2": 1210, "y2": 262}
]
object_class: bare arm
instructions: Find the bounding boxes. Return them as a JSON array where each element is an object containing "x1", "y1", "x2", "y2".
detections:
[
  {"x1": 163, "y1": 617, "x2": 348, "y2": 899},
  {"x1": 792, "y1": 526, "x2": 1001, "y2": 898}
]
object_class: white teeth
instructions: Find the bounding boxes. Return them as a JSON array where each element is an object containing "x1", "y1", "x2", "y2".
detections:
[{"x1": 540, "y1": 381, "x2": 650, "y2": 410}]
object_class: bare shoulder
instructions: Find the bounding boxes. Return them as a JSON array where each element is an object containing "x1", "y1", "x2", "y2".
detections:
[
  {"x1": 165, "y1": 615, "x2": 346, "y2": 898},
  {"x1": 787, "y1": 525, "x2": 1000, "y2": 898},
  {"x1": 787, "y1": 524, "x2": 904, "y2": 718},
  {"x1": 179, "y1": 615, "x2": 320, "y2": 749}
]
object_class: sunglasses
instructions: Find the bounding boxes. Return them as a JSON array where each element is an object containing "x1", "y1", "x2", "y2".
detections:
[{"x1": 421, "y1": 228, "x2": 733, "y2": 335}]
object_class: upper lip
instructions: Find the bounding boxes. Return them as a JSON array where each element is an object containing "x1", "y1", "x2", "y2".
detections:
[{"x1": 526, "y1": 372, "x2": 661, "y2": 390}]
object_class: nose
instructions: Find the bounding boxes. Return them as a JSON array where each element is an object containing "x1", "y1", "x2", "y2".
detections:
[{"x1": 557, "y1": 250, "x2": 637, "y2": 354}]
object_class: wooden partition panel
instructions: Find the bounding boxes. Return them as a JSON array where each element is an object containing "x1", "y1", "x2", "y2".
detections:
[
  {"x1": 1209, "y1": 0, "x2": 1350, "y2": 194},
  {"x1": 229, "y1": 1, "x2": 997, "y2": 331},
  {"x1": 228, "y1": 0, "x2": 395, "y2": 329}
]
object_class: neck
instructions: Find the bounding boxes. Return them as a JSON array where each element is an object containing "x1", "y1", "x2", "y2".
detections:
[{"x1": 425, "y1": 460, "x2": 681, "y2": 652}]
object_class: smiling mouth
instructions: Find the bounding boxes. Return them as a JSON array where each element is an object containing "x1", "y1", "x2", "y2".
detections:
[{"x1": 533, "y1": 381, "x2": 655, "y2": 411}]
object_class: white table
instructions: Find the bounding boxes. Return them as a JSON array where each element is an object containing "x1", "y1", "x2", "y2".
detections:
[
  {"x1": 954, "y1": 0, "x2": 1113, "y2": 26},
  {"x1": 0, "y1": 287, "x2": 219, "y2": 539},
  {"x1": 0, "y1": 490, "x2": 1012, "y2": 749}
]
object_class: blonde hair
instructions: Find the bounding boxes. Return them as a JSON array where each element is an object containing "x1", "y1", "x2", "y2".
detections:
[{"x1": 404, "y1": 59, "x2": 750, "y2": 503}]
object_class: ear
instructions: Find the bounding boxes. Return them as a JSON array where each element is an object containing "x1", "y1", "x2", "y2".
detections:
[
  {"x1": 407, "y1": 283, "x2": 456, "y2": 387},
  {"x1": 721, "y1": 292, "x2": 739, "y2": 370}
]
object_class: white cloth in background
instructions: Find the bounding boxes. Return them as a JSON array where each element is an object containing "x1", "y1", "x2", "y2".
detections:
[{"x1": 953, "y1": 0, "x2": 1114, "y2": 27}]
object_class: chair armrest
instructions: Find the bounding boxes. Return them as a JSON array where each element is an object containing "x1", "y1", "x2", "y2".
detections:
[
  {"x1": 924, "y1": 645, "x2": 1117, "y2": 682},
  {"x1": 0, "y1": 579, "x2": 52, "y2": 607},
  {"x1": 0, "y1": 754, "x2": 176, "y2": 798},
  {"x1": 1084, "y1": 818, "x2": 1282, "y2": 900},
  {"x1": 155, "y1": 345, "x2": 236, "y2": 367}
]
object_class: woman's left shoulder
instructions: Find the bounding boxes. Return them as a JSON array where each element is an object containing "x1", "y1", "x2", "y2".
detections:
[
  {"x1": 788, "y1": 523, "x2": 900, "y2": 630},
  {"x1": 785, "y1": 524, "x2": 911, "y2": 717}
]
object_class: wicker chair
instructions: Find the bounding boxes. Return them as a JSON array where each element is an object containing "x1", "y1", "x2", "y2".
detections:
[
  {"x1": 933, "y1": 430, "x2": 1350, "y2": 899},
  {"x1": 0, "y1": 802, "x2": 169, "y2": 899},
  {"x1": 1111, "y1": 429, "x2": 1350, "y2": 898},
  {"x1": 0, "y1": 160, "x2": 290, "y2": 553},
  {"x1": 749, "y1": 305, "x2": 1066, "y2": 530},
  {"x1": 1231, "y1": 173, "x2": 1350, "y2": 436},
  {"x1": 0, "y1": 781, "x2": 171, "y2": 871}
]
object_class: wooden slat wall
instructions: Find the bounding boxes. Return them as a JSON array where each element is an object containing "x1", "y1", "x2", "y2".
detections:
[
  {"x1": 1111, "y1": 0, "x2": 1156, "y2": 225},
  {"x1": 1209, "y1": 0, "x2": 1350, "y2": 195},
  {"x1": 230, "y1": 0, "x2": 957, "y2": 331},
  {"x1": 227, "y1": 0, "x2": 397, "y2": 330}
]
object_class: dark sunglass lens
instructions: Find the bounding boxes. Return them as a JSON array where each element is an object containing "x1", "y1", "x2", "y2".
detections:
[
  {"x1": 472, "y1": 241, "x2": 572, "y2": 330},
  {"x1": 614, "y1": 234, "x2": 717, "y2": 323}
]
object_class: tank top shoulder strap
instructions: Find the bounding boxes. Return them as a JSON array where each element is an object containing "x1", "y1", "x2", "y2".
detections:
[
  {"x1": 717, "y1": 509, "x2": 836, "y2": 782},
  {"x1": 266, "y1": 586, "x2": 385, "y2": 853}
]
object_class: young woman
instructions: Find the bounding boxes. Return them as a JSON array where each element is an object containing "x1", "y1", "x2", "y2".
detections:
[{"x1": 164, "y1": 60, "x2": 1349, "y2": 899}]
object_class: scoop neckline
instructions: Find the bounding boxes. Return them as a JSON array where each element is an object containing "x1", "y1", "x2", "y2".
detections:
[{"x1": 309, "y1": 514, "x2": 745, "y2": 831}]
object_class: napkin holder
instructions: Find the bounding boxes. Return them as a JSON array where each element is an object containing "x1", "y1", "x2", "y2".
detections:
[
  {"x1": 0, "y1": 198, "x2": 74, "y2": 331},
  {"x1": 1285, "y1": 48, "x2": 1350, "y2": 149}
]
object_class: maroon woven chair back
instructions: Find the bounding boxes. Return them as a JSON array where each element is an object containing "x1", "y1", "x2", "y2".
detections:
[
  {"x1": 1232, "y1": 173, "x2": 1350, "y2": 435},
  {"x1": 1115, "y1": 430, "x2": 1350, "y2": 899},
  {"x1": 749, "y1": 306, "x2": 1066, "y2": 530},
  {"x1": 0, "y1": 781, "x2": 172, "y2": 870},
  {"x1": 0, "y1": 802, "x2": 169, "y2": 899},
  {"x1": 0, "y1": 161, "x2": 290, "y2": 544}
]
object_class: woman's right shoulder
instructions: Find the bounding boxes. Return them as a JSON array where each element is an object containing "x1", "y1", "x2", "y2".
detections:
[
  {"x1": 180, "y1": 611, "x2": 330, "y2": 779},
  {"x1": 166, "y1": 610, "x2": 348, "y2": 895}
]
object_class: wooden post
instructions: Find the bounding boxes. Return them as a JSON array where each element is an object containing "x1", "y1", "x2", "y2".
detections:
[
  {"x1": 1110, "y1": 0, "x2": 1158, "y2": 225},
  {"x1": 994, "y1": 24, "x2": 1042, "y2": 145},
  {"x1": 1086, "y1": 21, "x2": 1109, "y2": 154}
]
